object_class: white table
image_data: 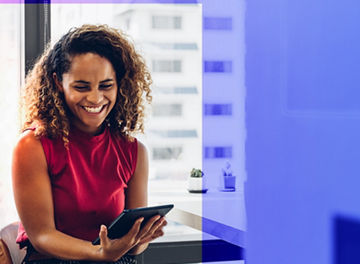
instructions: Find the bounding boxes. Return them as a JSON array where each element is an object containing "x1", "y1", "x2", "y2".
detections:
[{"x1": 148, "y1": 181, "x2": 246, "y2": 247}]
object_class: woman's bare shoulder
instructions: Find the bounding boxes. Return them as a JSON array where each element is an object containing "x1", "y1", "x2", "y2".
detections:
[
  {"x1": 12, "y1": 129, "x2": 47, "y2": 171},
  {"x1": 14, "y1": 129, "x2": 43, "y2": 152},
  {"x1": 136, "y1": 139, "x2": 147, "y2": 155}
]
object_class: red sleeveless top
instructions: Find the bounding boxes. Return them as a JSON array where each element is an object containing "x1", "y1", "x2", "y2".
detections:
[{"x1": 16, "y1": 126, "x2": 138, "y2": 248}]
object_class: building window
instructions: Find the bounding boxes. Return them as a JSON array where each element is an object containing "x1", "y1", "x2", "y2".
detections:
[
  {"x1": 204, "y1": 104, "x2": 232, "y2": 116},
  {"x1": 154, "y1": 86, "x2": 198, "y2": 94},
  {"x1": 205, "y1": 146, "x2": 232, "y2": 159},
  {"x1": 149, "y1": 42, "x2": 198, "y2": 50},
  {"x1": 204, "y1": 60, "x2": 232, "y2": 73},
  {"x1": 204, "y1": 17, "x2": 233, "y2": 30},
  {"x1": 153, "y1": 147, "x2": 183, "y2": 160},
  {"x1": 150, "y1": 130, "x2": 198, "y2": 138},
  {"x1": 152, "y1": 104, "x2": 182, "y2": 116},
  {"x1": 152, "y1": 15, "x2": 182, "y2": 29},
  {"x1": 152, "y1": 60, "x2": 182, "y2": 73}
]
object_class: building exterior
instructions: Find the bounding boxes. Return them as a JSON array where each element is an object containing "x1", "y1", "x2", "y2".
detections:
[{"x1": 113, "y1": 4, "x2": 203, "y2": 182}]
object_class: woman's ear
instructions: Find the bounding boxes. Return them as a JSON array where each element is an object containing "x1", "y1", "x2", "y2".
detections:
[{"x1": 53, "y1": 73, "x2": 63, "y2": 92}]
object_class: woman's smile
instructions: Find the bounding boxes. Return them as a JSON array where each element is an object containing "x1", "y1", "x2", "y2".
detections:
[{"x1": 81, "y1": 105, "x2": 106, "y2": 114}]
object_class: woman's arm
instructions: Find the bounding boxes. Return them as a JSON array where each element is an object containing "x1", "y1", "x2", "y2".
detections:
[
  {"x1": 124, "y1": 141, "x2": 167, "y2": 255},
  {"x1": 12, "y1": 131, "x2": 142, "y2": 261}
]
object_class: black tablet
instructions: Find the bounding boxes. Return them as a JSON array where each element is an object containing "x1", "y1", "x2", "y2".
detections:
[{"x1": 92, "y1": 204, "x2": 174, "y2": 245}]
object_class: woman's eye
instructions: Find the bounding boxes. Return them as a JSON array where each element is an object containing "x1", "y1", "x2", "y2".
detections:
[
  {"x1": 74, "y1": 86, "x2": 89, "y2": 90},
  {"x1": 100, "y1": 84, "x2": 113, "y2": 89}
]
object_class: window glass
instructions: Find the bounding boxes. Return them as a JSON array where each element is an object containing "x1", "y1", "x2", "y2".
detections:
[
  {"x1": 152, "y1": 104, "x2": 182, "y2": 116},
  {"x1": 152, "y1": 59, "x2": 182, "y2": 73},
  {"x1": 153, "y1": 86, "x2": 198, "y2": 94},
  {"x1": 152, "y1": 15, "x2": 182, "y2": 29},
  {"x1": 152, "y1": 146, "x2": 183, "y2": 160},
  {"x1": 0, "y1": 4, "x2": 23, "y2": 228},
  {"x1": 204, "y1": 17, "x2": 232, "y2": 30},
  {"x1": 204, "y1": 103, "x2": 232, "y2": 115},
  {"x1": 51, "y1": 4, "x2": 202, "y2": 184}
]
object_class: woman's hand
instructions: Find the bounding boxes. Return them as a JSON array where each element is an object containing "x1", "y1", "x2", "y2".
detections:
[
  {"x1": 136, "y1": 215, "x2": 167, "y2": 245},
  {"x1": 98, "y1": 217, "x2": 144, "y2": 261},
  {"x1": 127, "y1": 214, "x2": 167, "y2": 255},
  {"x1": 98, "y1": 215, "x2": 167, "y2": 260}
]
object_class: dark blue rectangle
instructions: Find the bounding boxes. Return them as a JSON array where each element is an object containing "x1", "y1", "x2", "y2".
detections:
[
  {"x1": 204, "y1": 104, "x2": 232, "y2": 115},
  {"x1": 204, "y1": 61, "x2": 232, "y2": 73},
  {"x1": 335, "y1": 215, "x2": 360, "y2": 264},
  {"x1": 205, "y1": 146, "x2": 232, "y2": 158}
]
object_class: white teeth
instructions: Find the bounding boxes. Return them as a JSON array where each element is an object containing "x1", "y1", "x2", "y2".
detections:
[{"x1": 83, "y1": 105, "x2": 103, "y2": 113}]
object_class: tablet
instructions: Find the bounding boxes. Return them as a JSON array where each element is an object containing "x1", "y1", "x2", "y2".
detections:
[{"x1": 92, "y1": 204, "x2": 174, "y2": 245}]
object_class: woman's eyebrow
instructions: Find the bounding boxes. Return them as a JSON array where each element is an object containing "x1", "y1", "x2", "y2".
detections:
[
  {"x1": 100, "y1": 78, "x2": 114, "y2": 83},
  {"x1": 73, "y1": 80, "x2": 90, "y2": 84},
  {"x1": 73, "y1": 79, "x2": 114, "y2": 84}
]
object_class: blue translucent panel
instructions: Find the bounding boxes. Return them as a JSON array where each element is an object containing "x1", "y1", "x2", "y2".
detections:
[
  {"x1": 204, "y1": 17, "x2": 232, "y2": 30},
  {"x1": 335, "y1": 215, "x2": 360, "y2": 264},
  {"x1": 286, "y1": 0, "x2": 360, "y2": 112},
  {"x1": 204, "y1": 146, "x2": 232, "y2": 159},
  {"x1": 246, "y1": 0, "x2": 360, "y2": 263},
  {"x1": 204, "y1": 61, "x2": 232, "y2": 73},
  {"x1": 150, "y1": 129, "x2": 198, "y2": 137},
  {"x1": 204, "y1": 104, "x2": 232, "y2": 115}
]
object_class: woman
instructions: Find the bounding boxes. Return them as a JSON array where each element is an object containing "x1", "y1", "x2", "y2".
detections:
[{"x1": 12, "y1": 24, "x2": 166, "y2": 264}]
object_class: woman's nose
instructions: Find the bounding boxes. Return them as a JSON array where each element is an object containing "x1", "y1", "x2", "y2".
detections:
[{"x1": 87, "y1": 89, "x2": 103, "y2": 104}]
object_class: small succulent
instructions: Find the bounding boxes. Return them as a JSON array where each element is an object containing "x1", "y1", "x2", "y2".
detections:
[
  {"x1": 222, "y1": 161, "x2": 233, "y2": 177},
  {"x1": 190, "y1": 168, "x2": 204, "y2": 178}
]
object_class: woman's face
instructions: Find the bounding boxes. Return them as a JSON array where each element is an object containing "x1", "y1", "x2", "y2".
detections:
[{"x1": 58, "y1": 52, "x2": 118, "y2": 135}]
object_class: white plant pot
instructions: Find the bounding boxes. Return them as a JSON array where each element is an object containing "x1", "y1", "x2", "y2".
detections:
[{"x1": 188, "y1": 177, "x2": 203, "y2": 191}]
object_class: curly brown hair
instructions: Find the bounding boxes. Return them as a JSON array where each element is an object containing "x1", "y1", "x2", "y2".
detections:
[{"x1": 21, "y1": 24, "x2": 152, "y2": 146}]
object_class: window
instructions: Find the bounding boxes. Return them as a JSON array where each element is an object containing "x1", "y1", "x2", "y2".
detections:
[
  {"x1": 0, "y1": 4, "x2": 22, "y2": 228},
  {"x1": 204, "y1": 104, "x2": 232, "y2": 115},
  {"x1": 150, "y1": 129, "x2": 197, "y2": 138},
  {"x1": 204, "y1": 17, "x2": 233, "y2": 30},
  {"x1": 153, "y1": 86, "x2": 198, "y2": 94},
  {"x1": 205, "y1": 146, "x2": 233, "y2": 159},
  {"x1": 153, "y1": 146, "x2": 183, "y2": 160},
  {"x1": 204, "y1": 60, "x2": 232, "y2": 73},
  {"x1": 149, "y1": 42, "x2": 198, "y2": 50},
  {"x1": 152, "y1": 15, "x2": 182, "y2": 29},
  {"x1": 152, "y1": 59, "x2": 182, "y2": 73},
  {"x1": 152, "y1": 104, "x2": 182, "y2": 117}
]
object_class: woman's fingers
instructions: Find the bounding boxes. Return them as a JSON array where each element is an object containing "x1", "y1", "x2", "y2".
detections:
[
  {"x1": 124, "y1": 217, "x2": 144, "y2": 244},
  {"x1": 139, "y1": 228, "x2": 165, "y2": 244},
  {"x1": 136, "y1": 215, "x2": 160, "y2": 238},
  {"x1": 99, "y1": 225, "x2": 109, "y2": 247},
  {"x1": 137, "y1": 217, "x2": 167, "y2": 243}
]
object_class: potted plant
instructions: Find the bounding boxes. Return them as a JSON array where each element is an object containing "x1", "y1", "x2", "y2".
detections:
[
  {"x1": 222, "y1": 161, "x2": 236, "y2": 190},
  {"x1": 188, "y1": 168, "x2": 206, "y2": 193}
]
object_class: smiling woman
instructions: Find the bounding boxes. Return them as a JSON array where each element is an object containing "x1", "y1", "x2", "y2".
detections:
[
  {"x1": 12, "y1": 24, "x2": 165, "y2": 264},
  {"x1": 54, "y1": 53, "x2": 118, "y2": 135}
]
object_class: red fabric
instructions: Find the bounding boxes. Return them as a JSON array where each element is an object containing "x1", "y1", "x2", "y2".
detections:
[{"x1": 16, "y1": 126, "x2": 137, "y2": 248}]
